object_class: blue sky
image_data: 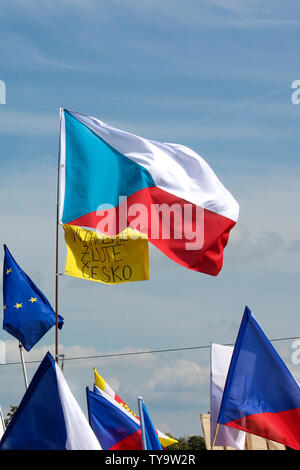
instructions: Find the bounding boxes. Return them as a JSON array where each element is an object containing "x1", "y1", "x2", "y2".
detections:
[{"x1": 0, "y1": 0, "x2": 300, "y2": 438}]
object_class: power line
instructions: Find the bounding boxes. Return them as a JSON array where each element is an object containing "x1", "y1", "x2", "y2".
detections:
[{"x1": 0, "y1": 334, "x2": 299, "y2": 367}]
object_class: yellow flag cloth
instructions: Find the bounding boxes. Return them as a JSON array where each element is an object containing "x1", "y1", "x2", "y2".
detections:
[{"x1": 63, "y1": 224, "x2": 149, "y2": 284}]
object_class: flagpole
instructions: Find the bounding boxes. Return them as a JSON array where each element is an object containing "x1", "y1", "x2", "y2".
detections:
[
  {"x1": 55, "y1": 170, "x2": 59, "y2": 364},
  {"x1": 18, "y1": 342, "x2": 28, "y2": 390},
  {"x1": 137, "y1": 396, "x2": 147, "y2": 450},
  {"x1": 210, "y1": 341, "x2": 213, "y2": 450},
  {"x1": 0, "y1": 406, "x2": 5, "y2": 431},
  {"x1": 55, "y1": 107, "x2": 63, "y2": 364},
  {"x1": 212, "y1": 422, "x2": 220, "y2": 449},
  {"x1": 210, "y1": 343, "x2": 220, "y2": 450}
]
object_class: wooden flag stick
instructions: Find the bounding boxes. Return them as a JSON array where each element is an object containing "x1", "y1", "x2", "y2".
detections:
[
  {"x1": 18, "y1": 342, "x2": 28, "y2": 390},
  {"x1": 211, "y1": 422, "x2": 220, "y2": 449}
]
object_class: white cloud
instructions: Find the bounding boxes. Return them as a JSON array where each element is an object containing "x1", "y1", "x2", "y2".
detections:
[
  {"x1": 146, "y1": 359, "x2": 209, "y2": 393},
  {"x1": 4, "y1": 341, "x2": 98, "y2": 364},
  {"x1": 3, "y1": 341, "x2": 159, "y2": 370},
  {"x1": 227, "y1": 224, "x2": 284, "y2": 263}
]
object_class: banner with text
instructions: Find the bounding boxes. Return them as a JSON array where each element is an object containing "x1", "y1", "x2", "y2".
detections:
[{"x1": 63, "y1": 224, "x2": 149, "y2": 284}]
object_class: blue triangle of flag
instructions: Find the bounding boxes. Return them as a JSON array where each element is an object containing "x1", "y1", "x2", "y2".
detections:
[
  {"x1": 218, "y1": 306, "x2": 300, "y2": 449},
  {"x1": 141, "y1": 400, "x2": 162, "y2": 450},
  {"x1": 87, "y1": 387, "x2": 142, "y2": 450},
  {"x1": 0, "y1": 353, "x2": 67, "y2": 449}
]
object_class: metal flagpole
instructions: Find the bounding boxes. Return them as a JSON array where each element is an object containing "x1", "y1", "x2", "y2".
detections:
[
  {"x1": 55, "y1": 162, "x2": 59, "y2": 364},
  {"x1": 55, "y1": 107, "x2": 63, "y2": 364},
  {"x1": 137, "y1": 396, "x2": 147, "y2": 450},
  {"x1": 0, "y1": 406, "x2": 5, "y2": 432},
  {"x1": 210, "y1": 341, "x2": 215, "y2": 450},
  {"x1": 18, "y1": 342, "x2": 28, "y2": 390}
]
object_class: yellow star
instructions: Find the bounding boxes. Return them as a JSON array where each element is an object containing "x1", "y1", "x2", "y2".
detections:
[
  {"x1": 6, "y1": 268, "x2": 12, "y2": 275},
  {"x1": 29, "y1": 297, "x2": 38, "y2": 303},
  {"x1": 14, "y1": 303, "x2": 23, "y2": 309},
  {"x1": 3, "y1": 305, "x2": 6, "y2": 310}
]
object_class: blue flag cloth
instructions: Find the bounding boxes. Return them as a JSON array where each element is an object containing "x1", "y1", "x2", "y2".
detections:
[
  {"x1": 218, "y1": 306, "x2": 300, "y2": 450},
  {"x1": 141, "y1": 401, "x2": 162, "y2": 450},
  {"x1": 2, "y1": 245, "x2": 63, "y2": 351},
  {"x1": 87, "y1": 387, "x2": 142, "y2": 450},
  {"x1": 0, "y1": 352, "x2": 101, "y2": 450}
]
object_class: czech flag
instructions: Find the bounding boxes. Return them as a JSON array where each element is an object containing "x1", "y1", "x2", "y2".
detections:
[
  {"x1": 59, "y1": 109, "x2": 239, "y2": 276},
  {"x1": 218, "y1": 307, "x2": 300, "y2": 450},
  {"x1": 94, "y1": 367, "x2": 177, "y2": 448},
  {"x1": 0, "y1": 353, "x2": 101, "y2": 450},
  {"x1": 87, "y1": 387, "x2": 143, "y2": 450}
]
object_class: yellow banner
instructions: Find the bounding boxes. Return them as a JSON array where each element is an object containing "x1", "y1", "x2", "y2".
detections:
[{"x1": 63, "y1": 224, "x2": 149, "y2": 284}]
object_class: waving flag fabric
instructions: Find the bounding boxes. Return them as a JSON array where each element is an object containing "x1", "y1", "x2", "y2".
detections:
[
  {"x1": 87, "y1": 387, "x2": 142, "y2": 450},
  {"x1": 0, "y1": 352, "x2": 101, "y2": 450},
  {"x1": 60, "y1": 109, "x2": 239, "y2": 275},
  {"x1": 218, "y1": 307, "x2": 300, "y2": 450},
  {"x1": 2, "y1": 245, "x2": 63, "y2": 351},
  {"x1": 0, "y1": 407, "x2": 4, "y2": 441},
  {"x1": 210, "y1": 343, "x2": 246, "y2": 450},
  {"x1": 140, "y1": 399, "x2": 163, "y2": 450},
  {"x1": 63, "y1": 224, "x2": 149, "y2": 284},
  {"x1": 94, "y1": 367, "x2": 138, "y2": 417},
  {"x1": 94, "y1": 368, "x2": 177, "y2": 448}
]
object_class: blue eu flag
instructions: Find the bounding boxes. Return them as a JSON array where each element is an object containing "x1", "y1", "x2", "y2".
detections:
[{"x1": 2, "y1": 245, "x2": 63, "y2": 351}]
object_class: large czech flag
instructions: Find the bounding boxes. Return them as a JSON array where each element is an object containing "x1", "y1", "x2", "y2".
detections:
[
  {"x1": 59, "y1": 109, "x2": 239, "y2": 276},
  {"x1": 218, "y1": 307, "x2": 300, "y2": 450}
]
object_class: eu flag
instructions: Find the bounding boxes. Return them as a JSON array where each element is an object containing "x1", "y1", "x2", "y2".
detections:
[{"x1": 2, "y1": 245, "x2": 63, "y2": 351}]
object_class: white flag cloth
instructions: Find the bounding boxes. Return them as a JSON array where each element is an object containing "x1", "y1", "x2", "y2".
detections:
[
  {"x1": 55, "y1": 361, "x2": 101, "y2": 450},
  {"x1": 210, "y1": 343, "x2": 246, "y2": 450},
  {"x1": 0, "y1": 407, "x2": 5, "y2": 440},
  {"x1": 0, "y1": 352, "x2": 101, "y2": 450}
]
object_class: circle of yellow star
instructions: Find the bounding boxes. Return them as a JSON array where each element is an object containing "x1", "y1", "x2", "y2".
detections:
[
  {"x1": 14, "y1": 303, "x2": 23, "y2": 309},
  {"x1": 3, "y1": 305, "x2": 6, "y2": 310},
  {"x1": 29, "y1": 297, "x2": 38, "y2": 303},
  {"x1": 6, "y1": 268, "x2": 12, "y2": 275}
]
